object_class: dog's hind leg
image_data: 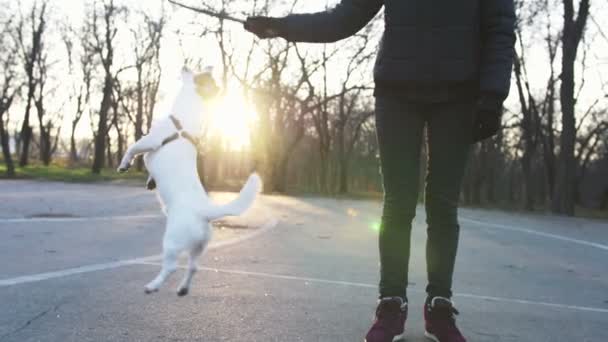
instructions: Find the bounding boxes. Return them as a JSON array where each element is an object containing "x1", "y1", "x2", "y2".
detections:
[
  {"x1": 176, "y1": 238, "x2": 208, "y2": 297},
  {"x1": 145, "y1": 248, "x2": 179, "y2": 294}
]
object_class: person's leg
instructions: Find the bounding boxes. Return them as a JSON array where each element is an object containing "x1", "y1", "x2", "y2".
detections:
[
  {"x1": 375, "y1": 96, "x2": 426, "y2": 301},
  {"x1": 424, "y1": 100, "x2": 475, "y2": 299}
]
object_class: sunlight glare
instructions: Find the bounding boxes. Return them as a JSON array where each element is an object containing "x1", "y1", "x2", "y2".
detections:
[{"x1": 208, "y1": 90, "x2": 257, "y2": 151}]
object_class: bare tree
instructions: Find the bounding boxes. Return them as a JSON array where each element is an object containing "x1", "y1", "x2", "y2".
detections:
[
  {"x1": 144, "y1": 55, "x2": 162, "y2": 135},
  {"x1": 14, "y1": 0, "x2": 48, "y2": 166},
  {"x1": 336, "y1": 98, "x2": 374, "y2": 194},
  {"x1": 107, "y1": 12, "x2": 165, "y2": 168},
  {"x1": 131, "y1": 10, "x2": 165, "y2": 170},
  {"x1": 0, "y1": 19, "x2": 20, "y2": 177},
  {"x1": 513, "y1": 31, "x2": 542, "y2": 210},
  {"x1": 552, "y1": 0, "x2": 590, "y2": 215},
  {"x1": 510, "y1": 0, "x2": 562, "y2": 209},
  {"x1": 249, "y1": 42, "x2": 310, "y2": 192},
  {"x1": 195, "y1": 0, "x2": 314, "y2": 192},
  {"x1": 333, "y1": 31, "x2": 375, "y2": 194},
  {"x1": 539, "y1": 10, "x2": 560, "y2": 200},
  {"x1": 293, "y1": 40, "x2": 373, "y2": 193},
  {"x1": 33, "y1": 50, "x2": 62, "y2": 165},
  {"x1": 575, "y1": 105, "x2": 608, "y2": 198},
  {"x1": 85, "y1": 0, "x2": 125, "y2": 174},
  {"x1": 299, "y1": 44, "x2": 336, "y2": 193},
  {"x1": 63, "y1": 25, "x2": 94, "y2": 163}
]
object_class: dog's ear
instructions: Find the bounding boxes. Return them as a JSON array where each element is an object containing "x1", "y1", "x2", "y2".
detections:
[{"x1": 202, "y1": 65, "x2": 214, "y2": 75}]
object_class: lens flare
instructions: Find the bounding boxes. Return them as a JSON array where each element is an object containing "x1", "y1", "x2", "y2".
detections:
[{"x1": 347, "y1": 208, "x2": 358, "y2": 217}]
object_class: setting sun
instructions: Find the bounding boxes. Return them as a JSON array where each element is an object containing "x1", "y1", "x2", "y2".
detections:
[{"x1": 207, "y1": 89, "x2": 257, "y2": 151}]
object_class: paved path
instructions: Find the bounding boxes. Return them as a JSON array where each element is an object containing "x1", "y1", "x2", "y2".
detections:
[{"x1": 1, "y1": 180, "x2": 607, "y2": 341}]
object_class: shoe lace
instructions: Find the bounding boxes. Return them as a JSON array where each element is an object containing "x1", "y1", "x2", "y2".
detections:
[
  {"x1": 430, "y1": 304, "x2": 460, "y2": 330},
  {"x1": 376, "y1": 300, "x2": 403, "y2": 320}
]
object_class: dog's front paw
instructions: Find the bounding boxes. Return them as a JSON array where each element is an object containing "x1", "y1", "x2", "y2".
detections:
[
  {"x1": 144, "y1": 286, "x2": 158, "y2": 294},
  {"x1": 117, "y1": 164, "x2": 130, "y2": 173},
  {"x1": 146, "y1": 178, "x2": 157, "y2": 190}
]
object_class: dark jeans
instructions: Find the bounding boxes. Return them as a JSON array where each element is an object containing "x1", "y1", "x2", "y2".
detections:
[{"x1": 375, "y1": 95, "x2": 474, "y2": 301}]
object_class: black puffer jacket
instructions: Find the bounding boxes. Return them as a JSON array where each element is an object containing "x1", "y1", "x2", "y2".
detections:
[{"x1": 281, "y1": 0, "x2": 515, "y2": 101}]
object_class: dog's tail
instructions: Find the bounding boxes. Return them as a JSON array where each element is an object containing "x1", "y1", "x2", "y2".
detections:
[{"x1": 205, "y1": 173, "x2": 262, "y2": 221}]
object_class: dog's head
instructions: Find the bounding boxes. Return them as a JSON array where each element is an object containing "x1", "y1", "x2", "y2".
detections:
[
  {"x1": 174, "y1": 67, "x2": 219, "y2": 123},
  {"x1": 190, "y1": 66, "x2": 219, "y2": 100}
]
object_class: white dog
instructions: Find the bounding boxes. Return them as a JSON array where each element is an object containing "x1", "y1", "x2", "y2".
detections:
[{"x1": 117, "y1": 69, "x2": 261, "y2": 296}]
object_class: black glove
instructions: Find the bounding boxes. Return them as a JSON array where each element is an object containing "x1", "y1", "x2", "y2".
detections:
[
  {"x1": 472, "y1": 93, "x2": 504, "y2": 143},
  {"x1": 244, "y1": 16, "x2": 286, "y2": 39}
]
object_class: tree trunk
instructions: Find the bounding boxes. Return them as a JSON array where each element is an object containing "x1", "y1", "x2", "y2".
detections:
[
  {"x1": 18, "y1": 63, "x2": 37, "y2": 167},
  {"x1": 472, "y1": 176, "x2": 483, "y2": 206},
  {"x1": 14, "y1": 128, "x2": 21, "y2": 159},
  {"x1": 271, "y1": 154, "x2": 289, "y2": 193},
  {"x1": 337, "y1": 124, "x2": 348, "y2": 194},
  {"x1": 542, "y1": 71, "x2": 557, "y2": 200},
  {"x1": 318, "y1": 147, "x2": 329, "y2": 193},
  {"x1": 552, "y1": 54, "x2": 577, "y2": 214},
  {"x1": 37, "y1": 96, "x2": 52, "y2": 166},
  {"x1": 19, "y1": 117, "x2": 32, "y2": 166},
  {"x1": 106, "y1": 134, "x2": 113, "y2": 169},
  {"x1": 135, "y1": 65, "x2": 144, "y2": 171},
  {"x1": 116, "y1": 128, "x2": 124, "y2": 163},
  {"x1": 70, "y1": 122, "x2": 78, "y2": 162},
  {"x1": 92, "y1": 74, "x2": 112, "y2": 174},
  {"x1": 40, "y1": 128, "x2": 51, "y2": 166},
  {"x1": 552, "y1": 0, "x2": 589, "y2": 215},
  {"x1": 600, "y1": 188, "x2": 608, "y2": 211},
  {"x1": 0, "y1": 118, "x2": 15, "y2": 177},
  {"x1": 338, "y1": 156, "x2": 349, "y2": 194},
  {"x1": 522, "y1": 154, "x2": 535, "y2": 211},
  {"x1": 514, "y1": 54, "x2": 536, "y2": 211},
  {"x1": 542, "y1": 108, "x2": 556, "y2": 199}
]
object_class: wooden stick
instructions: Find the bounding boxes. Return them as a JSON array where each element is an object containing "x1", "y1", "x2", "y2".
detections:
[{"x1": 167, "y1": 0, "x2": 245, "y2": 24}]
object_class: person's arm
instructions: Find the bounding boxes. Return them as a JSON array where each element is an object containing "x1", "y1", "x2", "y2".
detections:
[
  {"x1": 472, "y1": 0, "x2": 516, "y2": 143},
  {"x1": 479, "y1": 0, "x2": 516, "y2": 104},
  {"x1": 245, "y1": 0, "x2": 383, "y2": 43},
  {"x1": 282, "y1": 0, "x2": 383, "y2": 42}
]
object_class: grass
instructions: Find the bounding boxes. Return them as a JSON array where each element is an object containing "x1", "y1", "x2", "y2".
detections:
[
  {"x1": 288, "y1": 189, "x2": 383, "y2": 201},
  {"x1": 1, "y1": 161, "x2": 606, "y2": 220},
  {"x1": 574, "y1": 206, "x2": 608, "y2": 220},
  {"x1": 0, "y1": 163, "x2": 147, "y2": 183}
]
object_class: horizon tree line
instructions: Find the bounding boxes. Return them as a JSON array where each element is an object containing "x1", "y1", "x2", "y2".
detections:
[{"x1": 0, "y1": 0, "x2": 607, "y2": 215}]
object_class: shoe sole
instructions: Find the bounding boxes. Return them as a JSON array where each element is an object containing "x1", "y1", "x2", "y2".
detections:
[
  {"x1": 392, "y1": 332, "x2": 406, "y2": 341},
  {"x1": 363, "y1": 332, "x2": 406, "y2": 342},
  {"x1": 424, "y1": 331, "x2": 440, "y2": 342}
]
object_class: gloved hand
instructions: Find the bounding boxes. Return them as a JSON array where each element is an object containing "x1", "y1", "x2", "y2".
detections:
[
  {"x1": 472, "y1": 93, "x2": 504, "y2": 143},
  {"x1": 244, "y1": 16, "x2": 285, "y2": 39}
]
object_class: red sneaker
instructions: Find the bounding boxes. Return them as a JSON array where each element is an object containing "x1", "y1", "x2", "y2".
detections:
[
  {"x1": 365, "y1": 297, "x2": 408, "y2": 342},
  {"x1": 424, "y1": 297, "x2": 466, "y2": 342}
]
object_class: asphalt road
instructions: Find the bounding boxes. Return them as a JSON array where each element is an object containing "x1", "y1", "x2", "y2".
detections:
[{"x1": 1, "y1": 180, "x2": 607, "y2": 342}]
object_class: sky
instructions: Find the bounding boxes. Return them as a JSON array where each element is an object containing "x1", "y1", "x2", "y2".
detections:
[{"x1": 4, "y1": 0, "x2": 608, "y2": 144}]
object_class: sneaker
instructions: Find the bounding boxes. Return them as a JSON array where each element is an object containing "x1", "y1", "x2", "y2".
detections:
[
  {"x1": 364, "y1": 297, "x2": 408, "y2": 342},
  {"x1": 424, "y1": 297, "x2": 466, "y2": 342}
]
